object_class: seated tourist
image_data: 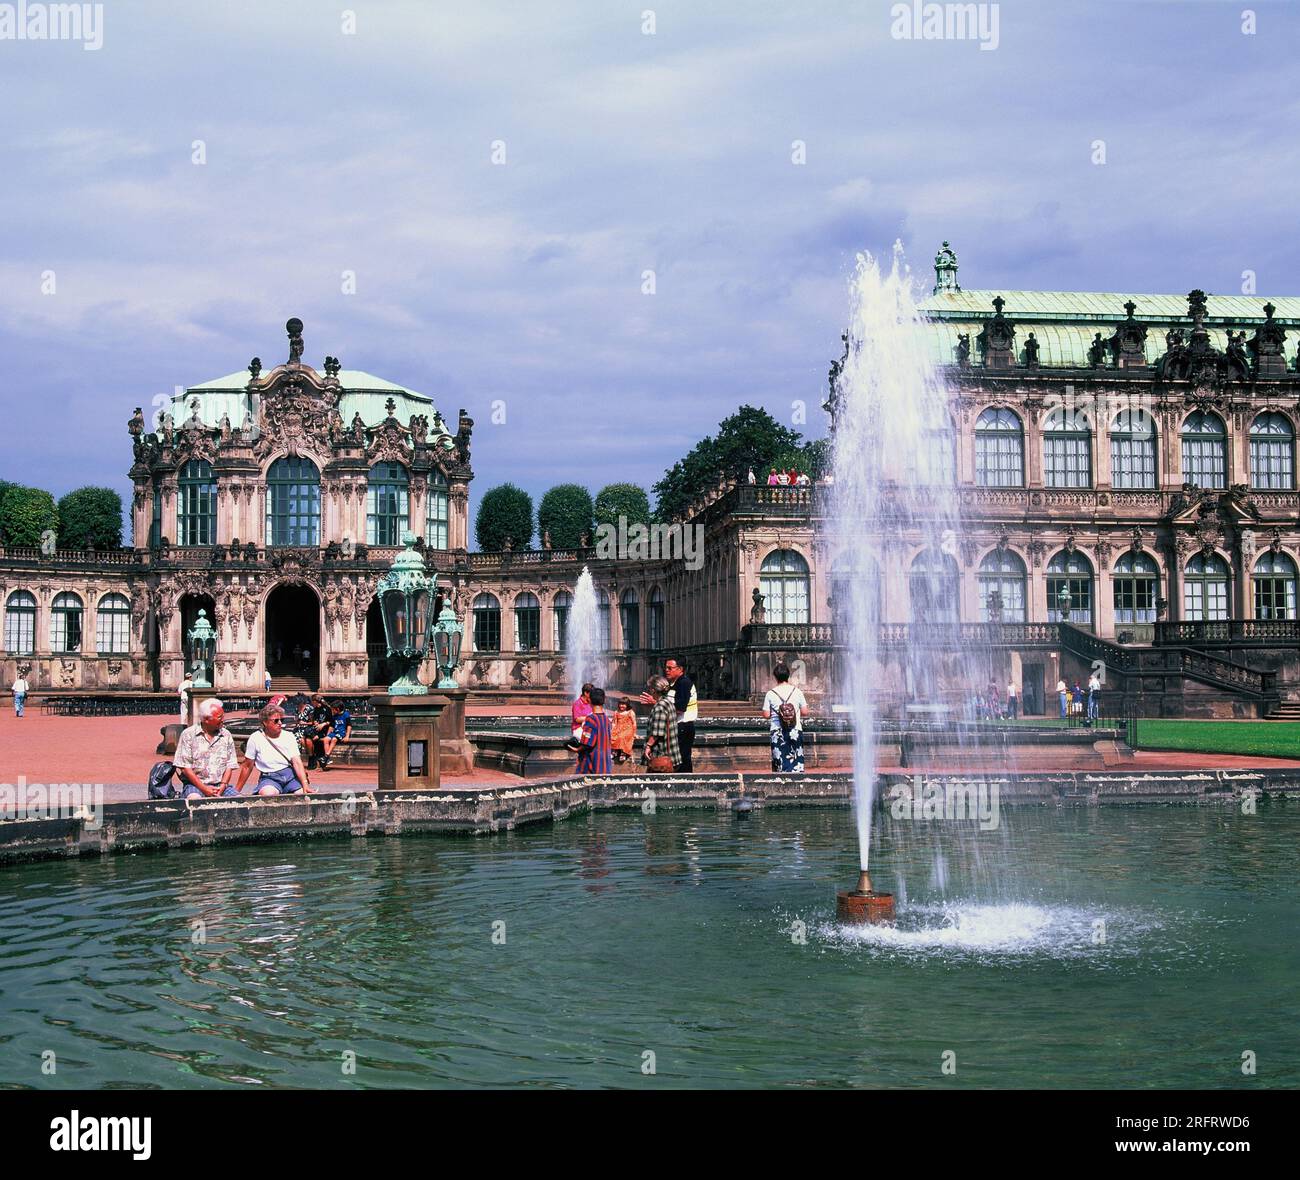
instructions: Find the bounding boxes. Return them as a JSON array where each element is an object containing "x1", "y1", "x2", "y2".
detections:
[
  {"x1": 236, "y1": 704, "x2": 313, "y2": 796},
  {"x1": 610, "y1": 698, "x2": 637, "y2": 764},
  {"x1": 317, "y1": 700, "x2": 353, "y2": 769},
  {"x1": 174, "y1": 698, "x2": 240, "y2": 798},
  {"x1": 304, "y1": 694, "x2": 333, "y2": 769}
]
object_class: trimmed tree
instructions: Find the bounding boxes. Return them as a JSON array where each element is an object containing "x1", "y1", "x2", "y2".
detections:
[
  {"x1": 58, "y1": 486, "x2": 124, "y2": 549},
  {"x1": 594, "y1": 483, "x2": 652, "y2": 532},
  {"x1": 475, "y1": 483, "x2": 534, "y2": 551},
  {"x1": 537, "y1": 483, "x2": 594, "y2": 550},
  {"x1": 0, "y1": 485, "x2": 58, "y2": 548}
]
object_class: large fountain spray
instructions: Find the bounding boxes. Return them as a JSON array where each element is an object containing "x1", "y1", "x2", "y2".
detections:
[
  {"x1": 567, "y1": 567, "x2": 603, "y2": 699},
  {"x1": 831, "y1": 245, "x2": 959, "y2": 921}
]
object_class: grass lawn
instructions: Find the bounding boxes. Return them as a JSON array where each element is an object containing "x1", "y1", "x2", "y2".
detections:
[{"x1": 1131, "y1": 719, "x2": 1300, "y2": 758}]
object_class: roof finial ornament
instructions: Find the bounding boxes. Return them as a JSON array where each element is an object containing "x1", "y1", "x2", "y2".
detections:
[
  {"x1": 286, "y1": 317, "x2": 305, "y2": 365},
  {"x1": 933, "y1": 240, "x2": 960, "y2": 294}
]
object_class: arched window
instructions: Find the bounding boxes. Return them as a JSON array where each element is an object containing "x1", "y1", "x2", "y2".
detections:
[
  {"x1": 471, "y1": 593, "x2": 501, "y2": 652},
  {"x1": 977, "y1": 549, "x2": 1027, "y2": 622},
  {"x1": 95, "y1": 592, "x2": 131, "y2": 654},
  {"x1": 647, "y1": 587, "x2": 665, "y2": 650},
  {"x1": 1043, "y1": 407, "x2": 1092, "y2": 488},
  {"x1": 553, "y1": 590, "x2": 572, "y2": 651},
  {"x1": 51, "y1": 591, "x2": 84, "y2": 653},
  {"x1": 425, "y1": 470, "x2": 450, "y2": 549},
  {"x1": 177, "y1": 459, "x2": 217, "y2": 546},
  {"x1": 760, "y1": 549, "x2": 810, "y2": 624},
  {"x1": 1110, "y1": 409, "x2": 1157, "y2": 489},
  {"x1": 266, "y1": 456, "x2": 320, "y2": 546},
  {"x1": 367, "y1": 462, "x2": 410, "y2": 546},
  {"x1": 1253, "y1": 552, "x2": 1297, "y2": 620},
  {"x1": 1181, "y1": 411, "x2": 1227, "y2": 489},
  {"x1": 975, "y1": 408, "x2": 1024, "y2": 487},
  {"x1": 924, "y1": 422, "x2": 957, "y2": 486},
  {"x1": 597, "y1": 589, "x2": 611, "y2": 650},
  {"x1": 1113, "y1": 552, "x2": 1160, "y2": 625},
  {"x1": 909, "y1": 549, "x2": 960, "y2": 624},
  {"x1": 4, "y1": 590, "x2": 36, "y2": 655},
  {"x1": 1047, "y1": 550, "x2": 1094, "y2": 625},
  {"x1": 1184, "y1": 553, "x2": 1229, "y2": 621},
  {"x1": 1249, "y1": 413, "x2": 1295, "y2": 490},
  {"x1": 514, "y1": 592, "x2": 540, "y2": 652},
  {"x1": 620, "y1": 589, "x2": 640, "y2": 651}
]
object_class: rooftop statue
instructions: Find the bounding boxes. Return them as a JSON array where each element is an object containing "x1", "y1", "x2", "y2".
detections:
[{"x1": 286, "y1": 317, "x2": 305, "y2": 365}]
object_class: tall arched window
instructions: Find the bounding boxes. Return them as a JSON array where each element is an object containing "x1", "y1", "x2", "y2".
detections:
[
  {"x1": 974, "y1": 408, "x2": 1024, "y2": 487},
  {"x1": 1043, "y1": 407, "x2": 1092, "y2": 488},
  {"x1": 829, "y1": 551, "x2": 881, "y2": 630},
  {"x1": 1253, "y1": 552, "x2": 1297, "y2": 620},
  {"x1": 759, "y1": 549, "x2": 810, "y2": 624},
  {"x1": 1249, "y1": 413, "x2": 1295, "y2": 490},
  {"x1": 177, "y1": 459, "x2": 217, "y2": 546},
  {"x1": 51, "y1": 592, "x2": 84, "y2": 653},
  {"x1": 266, "y1": 456, "x2": 321, "y2": 546},
  {"x1": 1110, "y1": 409, "x2": 1157, "y2": 489},
  {"x1": 647, "y1": 587, "x2": 665, "y2": 650},
  {"x1": 425, "y1": 470, "x2": 450, "y2": 549},
  {"x1": 977, "y1": 549, "x2": 1027, "y2": 622},
  {"x1": 514, "y1": 592, "x2": 540, "y2": 651},
  {"x1": 367, "y1": 462, "x2": 410, "y2": 546},
  {"x1": 909, "y1": 549, "x2": 960, "y2": 624},
  {"x1": 4, "y1": 590, "x2": 36, "y2": 654},
  {"x1": 95, "y1": 592, "x2": 131, "y2": 654},
  {"x1": 1047, "y1": 550, "x2": 1094, "y2": 625},
  {"x1": 924, "y1": 423, "x2": 957, "y2": 486},
  {"x1": 597, "y1": 589, "x2": 611, "y2": 650},
  {"x1": 1113, "y1": 552, "x2": 1160, "y2": 624},
  {"x1": 1184, "y1": 553, "x2": 1229, "y2": 621},
  {"x1": 471, "y1": 592, "x2": 501, "y2": 652},
  {"x1": 1181, "y1": 411, "x2": 1227, "y2": 489},
  {"x1": 620, "y1": 589, "x2": 640, "y2": 651},
  {"x1": 553, "y1": 590, "x2": 572, "y2": 651}
]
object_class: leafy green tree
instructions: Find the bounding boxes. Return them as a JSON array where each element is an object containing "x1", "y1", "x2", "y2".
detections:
[
  {"x1": 474, "y1": 483, "x2": 534, "y2": 551},
  {"x1": 537, "y1": 483, "x2": 594, "y2": 550},
  {"x1": 653, "y1": 405, "x2": 806, "y2": 520},
  {"x1": 57, "y1": 486, "x2": 123, "y2": 549},
  {"x1": 594, "y1": 483, "x2": 652, "y2": 531},
  {"x1": 0, "y1": 485, "x2": 58, "y2": 548}
]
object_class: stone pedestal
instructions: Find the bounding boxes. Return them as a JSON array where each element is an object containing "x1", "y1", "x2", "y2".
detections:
[
  {"x1": 377, "y1": 695, "x2": 448, "y2": 791},
  {"x1": 434, "y1": 688, "x2": 474, "y2": 774}
]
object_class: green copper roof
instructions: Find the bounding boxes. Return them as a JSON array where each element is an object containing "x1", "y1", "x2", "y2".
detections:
[
  {"x1": 171, "y1": 369, "x2": 438, "y2": 430},
  {"x1": 917, "y1": 288, "x2": 1300, "y2": 369}
]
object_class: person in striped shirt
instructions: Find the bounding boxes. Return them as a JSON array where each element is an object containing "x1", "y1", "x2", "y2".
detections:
[{"x1": 576, "y1": 686, "x2": 613, "y2": 775}]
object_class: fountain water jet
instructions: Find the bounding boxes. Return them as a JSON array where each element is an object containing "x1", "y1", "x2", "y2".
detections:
[
  {"x1": 830, "y1": 244, "x2": 960, "y2": 923},
  {"x1": 567, "y1": 567, "x2": 603, "y2": 700}
]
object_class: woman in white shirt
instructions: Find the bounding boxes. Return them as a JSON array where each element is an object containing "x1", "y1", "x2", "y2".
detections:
[
  {"x1": 764, "y1": 661, "x2": 810, "y2": 773},
  {"x1": 236, "y1": 705, "x2": 312, "y2": 796}
]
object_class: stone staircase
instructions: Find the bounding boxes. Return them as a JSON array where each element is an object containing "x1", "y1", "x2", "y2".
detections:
[
  {"x1": 1266, "y1": 700, "x2": 1300, "y2": 721},
  {"x1": 269, "y1": 676, "x2": 312, "y2": 694}
]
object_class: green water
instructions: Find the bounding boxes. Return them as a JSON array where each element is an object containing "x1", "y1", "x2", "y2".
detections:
[{"x1": 0, "y1": 806, "x2": 1295, "y2": 1089}]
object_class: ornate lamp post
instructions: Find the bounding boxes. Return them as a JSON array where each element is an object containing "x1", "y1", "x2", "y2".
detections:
[
  {"x1": 187, "y1": 609, "x2": 217, "y2": 689},
  {"x1": 376, "y1": 532, "x2": 436, "y2": 694},
  {"x1": 432, "y1": 597, "x2": 464, "y2": 690},
  {"x1": 1057, "y1": 586, "x2": 1073, "y2": 624}
]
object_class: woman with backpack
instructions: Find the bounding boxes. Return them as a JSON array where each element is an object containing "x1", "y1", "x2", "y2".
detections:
[{"x1": 764, "y1": 662, "x2": 810, "y2": 773}]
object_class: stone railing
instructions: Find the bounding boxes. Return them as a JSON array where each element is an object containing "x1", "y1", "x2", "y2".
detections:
[
  {"x1": 1155, "y1": 619, "x2": 1300, "y2": 647},
  {"x1": 739, "y1": 622, "x2": 1058, "y2": 649},
  {"x1": 0, "y1": 546, "x2": 142, "y2": 566},
  {"x1": 741, "y1": 622, "x2": 834, "y2": 646}
]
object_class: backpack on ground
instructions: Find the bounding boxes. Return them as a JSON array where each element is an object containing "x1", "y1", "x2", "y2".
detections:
[{"x1": 148, "y1": 761, "x2": 178, "y2": 799}]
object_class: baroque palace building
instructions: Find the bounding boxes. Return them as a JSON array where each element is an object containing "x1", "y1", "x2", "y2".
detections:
[{"x1": 4, "y1": 248, "x2": 1300, "y2": 716}]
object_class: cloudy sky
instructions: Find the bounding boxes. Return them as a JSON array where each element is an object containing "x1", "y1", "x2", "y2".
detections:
[{"x1": 2, "y1": 0, "x2": 1297, "y2": 540}]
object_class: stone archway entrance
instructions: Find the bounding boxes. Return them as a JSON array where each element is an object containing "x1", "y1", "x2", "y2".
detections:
[
  {"x1": 265, "y1": 583, "x2": 321, "y2": 690},
  {"x1": 366, "y1": 598, "x2": 388, "y2": 686}
]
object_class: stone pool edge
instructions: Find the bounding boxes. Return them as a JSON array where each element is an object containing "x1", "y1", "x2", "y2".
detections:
[{"x1": 0, "y1": 769, "x2": 1294, "y2": 866}]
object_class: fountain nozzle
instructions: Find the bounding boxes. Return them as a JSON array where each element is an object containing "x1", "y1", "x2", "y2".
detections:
[
  {"x1": 836, "y1": 869, "x2": 895, "y2": 926},
  {"x1": 855, "y1": 869, "x2": 873, "y2": 895}
]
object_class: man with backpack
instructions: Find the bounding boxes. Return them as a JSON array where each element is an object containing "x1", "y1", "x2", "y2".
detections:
[{"x1": 173, "y1": 698, "x2": 240, "y2": 798}]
